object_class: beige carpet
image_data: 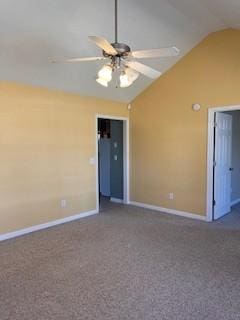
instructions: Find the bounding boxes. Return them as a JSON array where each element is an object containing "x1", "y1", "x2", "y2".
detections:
[{"x1": 1, "y1": 201, "x2": 240, "y2": 320}]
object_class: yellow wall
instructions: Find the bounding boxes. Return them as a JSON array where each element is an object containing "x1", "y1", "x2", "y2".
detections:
[
  {"x1": 2, "y1": 29, "x2": 240, "y2": 235},
  {"x1": 130, "y1": 29, "x2": 240, "y2": 216},
  {"x1": 0, "y1": 82, "x2": 128, "y2": 234}
]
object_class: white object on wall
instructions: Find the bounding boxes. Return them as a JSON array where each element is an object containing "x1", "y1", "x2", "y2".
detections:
[
  {"x1": 192, "y1": 103, "x2": 201, "y2": 111},
  {"x1": 89, "y1": 157, "x2": 95, "y2": 165}
]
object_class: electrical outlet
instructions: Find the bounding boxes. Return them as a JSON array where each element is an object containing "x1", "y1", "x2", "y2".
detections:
[
  {"x1": 169, "y1": 193, "x2": 174, "y2": 200},
  {"x1": 61, "y1": 199, "x2": 67, "y2": 208}
]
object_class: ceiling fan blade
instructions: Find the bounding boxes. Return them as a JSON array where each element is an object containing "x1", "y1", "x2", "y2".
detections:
[
  {"x1": 88, "y1": 36, "x2": 118, "y2": 56},
  {"x1": 126, "y1": 61, "x2": 161, "y2": 79},
  {"x1": 52, "y1": 56, "x2": 106, "y2": 63},
  {"x1": 132, "y1": 47, "x2": 180, "y2": 59}
]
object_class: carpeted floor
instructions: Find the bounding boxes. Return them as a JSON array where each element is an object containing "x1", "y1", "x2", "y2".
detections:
[{"x1": 1, "y1": 201, "x2": 240, "y2": 320}]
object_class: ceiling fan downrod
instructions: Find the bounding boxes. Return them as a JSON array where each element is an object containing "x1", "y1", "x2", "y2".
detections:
[
  {"x1": 115, "y1": 0, "x2": 118, "y2": 44},
  {"x1": 103, "y1": 0, "x2": 130, "y2": 58}
]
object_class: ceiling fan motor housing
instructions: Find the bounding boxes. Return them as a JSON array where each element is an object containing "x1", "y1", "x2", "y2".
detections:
[{"x1": 103, "y1": 43, "x2": 131, "y2": 57}]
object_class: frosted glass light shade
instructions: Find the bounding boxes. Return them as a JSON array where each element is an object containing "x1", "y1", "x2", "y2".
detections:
[
  {"x1": 98, "y1": 65, "x2": 112, "y2": 82},
  {"x1": 120, "y1": 73, "x2": 132, "y2": 88},
  {"x1": 96, "y1": 77, "x2": 108, "y2": 87},
  {"x1": 125, "y1": 68, "x2": 139, "y2": 82}
]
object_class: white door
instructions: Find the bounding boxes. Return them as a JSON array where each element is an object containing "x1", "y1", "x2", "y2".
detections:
[{"x1": 214, "y1": 112, "x2": 232, "y2": 220}]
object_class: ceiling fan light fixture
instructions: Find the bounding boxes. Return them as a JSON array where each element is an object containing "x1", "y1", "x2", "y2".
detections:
[
  {"x1": 55, "y1": 0, "x2": 179, "y2": 90},
  {"x1": 120, "y1": 72, "x2": 132, "y2": 88},
  {"x1": 96, "y1": 77, "x2": 109, "y2": 87},
  {"x1": 125, "y1": 67, "x2": 139, "y2": 83},
  {"x1": 98, "y1": 65, "x2": 113, "y2": 82}
]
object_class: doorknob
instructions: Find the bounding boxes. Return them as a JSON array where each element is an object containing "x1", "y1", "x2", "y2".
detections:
[{"x1": 229, "y1": 168, "x2": 234, "y2": 171}]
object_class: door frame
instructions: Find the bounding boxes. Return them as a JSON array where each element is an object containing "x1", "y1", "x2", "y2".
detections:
[
  {"x1": 95, "y1": 114, "x2": 130, "y2": 212},
  {"x1": 206, "y1": 105, "x2": 240, "y2": 221}
]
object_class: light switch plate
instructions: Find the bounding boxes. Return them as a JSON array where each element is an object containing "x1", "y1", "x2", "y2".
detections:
[
  {"x1": 61, "y1": 199, "x2": 67, "y2": 208},
  {"x1": 89, "y1": 157, "x2": 95, "y2": 165}
]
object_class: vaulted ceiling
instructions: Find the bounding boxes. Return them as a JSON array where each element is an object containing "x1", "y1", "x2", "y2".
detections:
[{"x1": 0, "y1": 0, "x2": 239, "y2": 102}]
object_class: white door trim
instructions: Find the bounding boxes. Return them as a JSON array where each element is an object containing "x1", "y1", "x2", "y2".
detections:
[
  {"x1": 95, "y1": 114, "x2": 130, "y2": 212},
  {"x1": 206, "y1": 105, "x2": 240, "y2": 222}
]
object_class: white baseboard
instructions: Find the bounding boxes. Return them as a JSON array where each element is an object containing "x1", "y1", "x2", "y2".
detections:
[
  {"x1": 130, "y1": 201, "x2": 206, "y2": 221},
  {"x1": 0, "y1": 209, "x2": 98, "y2": 242},
  {"x1": 110, "y1": 197, "x2": 123, "y2": 204},
  {"x1": 231, "y1": 198, "x2": 240, "y2": 207}
]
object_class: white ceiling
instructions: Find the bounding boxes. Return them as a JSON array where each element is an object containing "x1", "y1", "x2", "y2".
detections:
[{"x1": 0, "y1": 0, "x2": 239, "y2": 102}]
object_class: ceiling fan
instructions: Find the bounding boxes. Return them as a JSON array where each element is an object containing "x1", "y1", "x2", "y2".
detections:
[{"x1": 53, "y1": 0, "x2": 179, "y2": 88}]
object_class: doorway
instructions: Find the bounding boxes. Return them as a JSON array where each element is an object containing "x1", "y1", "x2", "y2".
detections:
[
  {"x1": 95, "y1": 115, "x2": 129, "y2": 212},
  {"x1": 207, "y1": 106, "x2": 240, "y2": 221}
]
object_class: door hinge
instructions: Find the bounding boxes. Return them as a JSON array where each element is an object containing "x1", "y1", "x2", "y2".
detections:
[
  {"x1": 213, "y1": 161, "x2": 217, "y2": 167},
  {"x1": 213, "y1": 200, "x2": 216, "y2": 206},
  {"x1": 214, "y1": 121, "x2": 217, "y2": 128}
]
